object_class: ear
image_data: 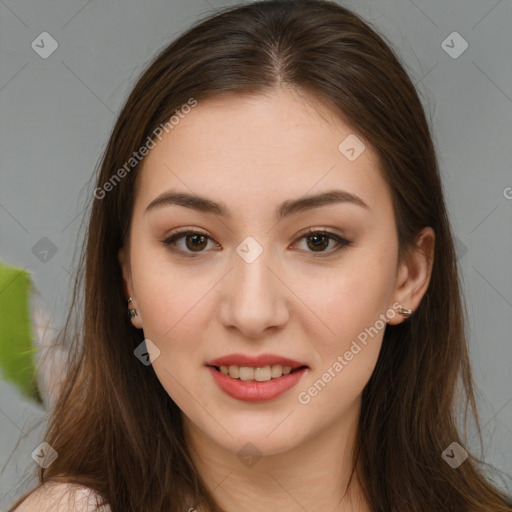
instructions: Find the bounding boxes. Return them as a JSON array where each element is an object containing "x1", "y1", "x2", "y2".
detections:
[
  {"x1": 118, "y1": 247, "x2": 143, "y2": 329},
  {"x1": 387, "y1": 227, "x2": 435, "y2": 325}
]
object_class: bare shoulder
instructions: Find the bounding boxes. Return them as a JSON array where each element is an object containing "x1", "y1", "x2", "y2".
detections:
[{"x1": 12, "y1": 482, "x2": 110, "y2": 512}]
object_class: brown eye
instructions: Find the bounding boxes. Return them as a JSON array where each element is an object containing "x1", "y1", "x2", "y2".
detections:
[
  {"x1": 162, "y1": 229, "x2": 351, "y2": 257},
  {"x1": 306, "y1": 233, "x2": 330, "y2": 252},
  {"x1": 296, "y1": 230, "x2": 351, "y2": 255},
  {"x1": 185, "y1": 233, "x2": 208, "y2": 251},
  {"x1": 162, "y1": 230, "x2": 219, "y2": 256}
]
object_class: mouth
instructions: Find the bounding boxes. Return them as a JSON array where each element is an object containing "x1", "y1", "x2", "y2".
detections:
[
  {"x1": 207, "y1": 362, "x2": 309, "y2": 402},
  {"x1": 208, "y1": 364, "x2": 308, "y2": 382}
]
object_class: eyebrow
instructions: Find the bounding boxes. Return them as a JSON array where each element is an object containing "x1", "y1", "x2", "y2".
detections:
[{"x1": 145, "y1": 189, "x2": 369, "y2": 218}]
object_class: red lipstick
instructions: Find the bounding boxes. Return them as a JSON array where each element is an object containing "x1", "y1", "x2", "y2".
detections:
[{"x1": 206, "y1": 353, "x2": 309, "y2": 402}]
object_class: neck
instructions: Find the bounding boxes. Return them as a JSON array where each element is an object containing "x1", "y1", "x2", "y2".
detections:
[{"x1": 182, "y1": 396, "x2": 370, "y2": 512}]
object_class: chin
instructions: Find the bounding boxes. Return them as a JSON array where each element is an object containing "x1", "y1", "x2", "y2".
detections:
[{"x1": 208, "y1": 418, "x2": 310, "y2": 458}]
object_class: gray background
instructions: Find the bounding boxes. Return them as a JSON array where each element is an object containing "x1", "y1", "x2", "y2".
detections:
[{"x1": 1, "y1": 0, "x2": 511, "y2": 508}]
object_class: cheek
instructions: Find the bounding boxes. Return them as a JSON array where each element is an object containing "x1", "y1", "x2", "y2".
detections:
[
  {"x1": 137, "y1": 281, "x2": 210, "y2": 351},
  {"x1": 126, "y1": 233, "x2": 212, "y2": 410},
  {"x1": 131, "y1": 241, "x2": 192, "y2": 321},
  {"x1": 295, "y1": 273, "x2": 390, "y2": 415},
  {"x1": 132, "y1": 258, "x2": 212, "y2": 408},
  {"x1": 295, "y1": 250, "x2": 396, "y2": 351}
]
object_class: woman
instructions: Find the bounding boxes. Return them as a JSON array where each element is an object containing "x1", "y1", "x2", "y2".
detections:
[{"x1": 10, "y1": 0, "x2": 512, "y2": 510}]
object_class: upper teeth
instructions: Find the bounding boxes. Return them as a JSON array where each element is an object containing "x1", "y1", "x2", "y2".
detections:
[{"x1": 219, "y1": 364, "x2": 294, "y2": 381}]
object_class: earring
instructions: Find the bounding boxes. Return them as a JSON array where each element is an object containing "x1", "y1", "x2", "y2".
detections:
[
  {"x1": 397, "y1": 305, "x2": 412, "y2": 317},
  {"x1": 127, "y1": 297, "x2": 137, "y2": 318}
]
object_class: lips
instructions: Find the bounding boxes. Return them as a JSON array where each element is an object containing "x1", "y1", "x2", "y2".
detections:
[
  {"x1": 206, "y1": 353, "x2": 308, "y2": 369},
  {"x1": 206, "y1": 353, "x2": 309, "y2": 402},
  {"x1": 207, "y1": 365, "x2": 308, "y2": 402}
]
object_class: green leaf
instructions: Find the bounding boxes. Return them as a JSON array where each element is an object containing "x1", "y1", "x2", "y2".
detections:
[{"x1": 0, "y1": 261, "x2": 43, "y2": 403}]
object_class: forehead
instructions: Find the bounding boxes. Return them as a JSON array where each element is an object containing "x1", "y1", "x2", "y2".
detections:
[{"x1": 134, "y1": 88, "x2": 391, "y2": 219}]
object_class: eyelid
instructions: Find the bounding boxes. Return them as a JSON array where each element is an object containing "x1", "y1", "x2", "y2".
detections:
[{"x1": 296, "y1": 226, "x2": 345, "y2": 239}]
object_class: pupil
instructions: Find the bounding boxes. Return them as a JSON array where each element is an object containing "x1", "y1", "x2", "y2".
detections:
[
  {"x1": 187, "y1": 234, "x2": 207, "y2": 251},
  {"x1": 308, "y1": 234, "x2": 328, "y2": 251}
]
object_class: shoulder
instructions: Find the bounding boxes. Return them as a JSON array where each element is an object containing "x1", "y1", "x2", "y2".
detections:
[{"x1": 11, "y1": 482, "x2": 110, "y2": 512}]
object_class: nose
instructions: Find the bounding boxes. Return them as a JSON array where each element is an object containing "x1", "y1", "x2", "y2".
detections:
[{"x1": 218, "y1": 242, "x2": 289, "y2": 338}]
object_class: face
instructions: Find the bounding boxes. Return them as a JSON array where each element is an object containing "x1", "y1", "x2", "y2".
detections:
[{"x1": 119, "y1": 88, "x2": 416, "y2": 457}]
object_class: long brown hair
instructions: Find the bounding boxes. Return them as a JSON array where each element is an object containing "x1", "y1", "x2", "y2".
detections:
[{"x1": 9, "y1": 1, "x2": 512, "y2": 510}]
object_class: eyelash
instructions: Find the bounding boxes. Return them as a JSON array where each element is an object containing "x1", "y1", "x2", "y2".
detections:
[{"x1": 161, "y1": 227, "x2": 352, "y2": 258}]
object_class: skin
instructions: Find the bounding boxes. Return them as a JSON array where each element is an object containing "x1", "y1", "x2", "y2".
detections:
[{"x1": 119, "y1": 87, "x2": 435, "y2": 512}]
